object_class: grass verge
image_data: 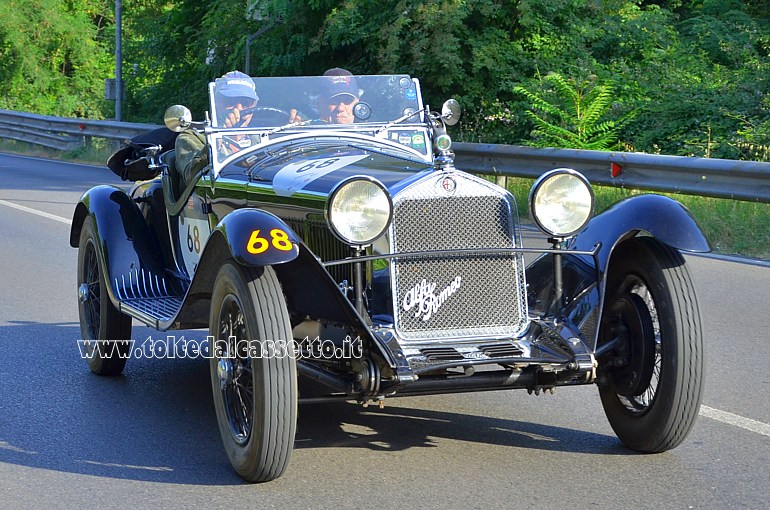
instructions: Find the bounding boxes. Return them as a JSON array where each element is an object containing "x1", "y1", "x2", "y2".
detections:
[{"x1": 0, "y1": 138, "x2": 117, "y2": 166}]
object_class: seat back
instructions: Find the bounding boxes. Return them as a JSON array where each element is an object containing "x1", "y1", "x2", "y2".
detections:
[{"x1": 160, "y1": 150, "x2": 181, "y2": 200}]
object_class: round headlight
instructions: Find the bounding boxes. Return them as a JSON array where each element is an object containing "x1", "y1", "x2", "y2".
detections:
[
  {"x1": 327, "y1": 177, "x2": 393, "y2": 246},
  {"x1": 529, "y1": 168, "x2": 594, "y2": 238}
]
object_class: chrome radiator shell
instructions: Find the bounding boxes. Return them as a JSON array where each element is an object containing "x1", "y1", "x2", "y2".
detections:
[{"x1": 388, "y1": 170, "x2": 528, "y2": 342}]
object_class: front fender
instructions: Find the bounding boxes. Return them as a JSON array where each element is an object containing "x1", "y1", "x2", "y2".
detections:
[
  {"x1": 157, "y1": 208, "x2": 300, "y2": 329},
  {"x1": 570, "y1": 193, "x2": 710, "y2": 273},
  {"x1": 209, "y1": 208, "x2": 301, "y2": 267},
  {"x1": 527, "y1": 194, "x2": 709, "y2": 351}
]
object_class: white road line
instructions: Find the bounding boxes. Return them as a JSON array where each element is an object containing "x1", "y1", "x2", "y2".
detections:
[
  {"x1": 78, "y1": 460, "x2": 174, "y2": 472},
  {"x1": 0, "y1": 198, "x2": 71, "y2": 225},
  {"x1": 700, "y1": 405, "x2": 770, "y2": 437}
]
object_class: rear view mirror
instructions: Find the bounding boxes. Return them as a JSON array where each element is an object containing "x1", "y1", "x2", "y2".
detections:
[{"x1": 163, "y1": 105, "x2": 192, "y2": 132}]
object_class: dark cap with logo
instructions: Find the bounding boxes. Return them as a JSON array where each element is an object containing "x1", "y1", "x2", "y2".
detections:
[{"x1": 322, "y1": 68, "x2": 359, "y2": 101}]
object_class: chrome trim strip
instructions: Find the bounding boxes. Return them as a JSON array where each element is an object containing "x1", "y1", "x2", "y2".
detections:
[{"x1": 323, "y1": 245, "x2": 600, "y2": 267}]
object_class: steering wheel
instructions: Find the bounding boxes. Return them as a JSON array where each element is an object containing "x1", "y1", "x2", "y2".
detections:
[{"x1": 241, "y1": 106, "x2": 292, "y2": 126}]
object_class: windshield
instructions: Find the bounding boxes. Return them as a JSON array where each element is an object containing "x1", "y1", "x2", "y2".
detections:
[
  {"x1": 205, "y1": 74, "x2": 430, "y2": 173},
  {"x1": 208, "y1": 74, "x2": 423, "y2": 129}
]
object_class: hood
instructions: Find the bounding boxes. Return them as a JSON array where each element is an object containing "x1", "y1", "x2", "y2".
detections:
[{"x1": 219, "y1": 134, "x2": 434, "y2": 198}]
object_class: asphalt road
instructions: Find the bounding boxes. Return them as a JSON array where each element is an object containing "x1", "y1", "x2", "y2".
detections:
[{"x1": 0, "y1": 153, "x2": 768, "y2": 509}]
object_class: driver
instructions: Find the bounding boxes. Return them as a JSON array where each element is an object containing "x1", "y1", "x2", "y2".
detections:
[
  {"x1": 175, "y1": 71, "x2": 258, "y2": 191},
  {"x1": 214, "y1": 71, "x2": 258, "y2": 130}
]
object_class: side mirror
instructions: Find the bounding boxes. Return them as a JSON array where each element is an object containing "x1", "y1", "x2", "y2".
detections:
[
  {"x1": 441, "y1": 99, "x2": 461, "y2": 126},
  {"x1": 164, "y1": 105, "x2": 193, "y2": 132}
]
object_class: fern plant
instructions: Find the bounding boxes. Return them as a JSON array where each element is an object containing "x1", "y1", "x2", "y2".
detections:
[{"x1": 513, "y1": 73, "x2": 634, "y2": 150}]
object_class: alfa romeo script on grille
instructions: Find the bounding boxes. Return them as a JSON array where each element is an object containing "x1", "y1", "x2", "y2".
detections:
[{"x1": 402, "y1": 276, "x2": 462, "y2": 321}]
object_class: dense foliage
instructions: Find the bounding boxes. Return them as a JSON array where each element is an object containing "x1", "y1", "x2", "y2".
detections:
[
  {"x1": 2, "y1": 0, "x2": 770, "y2": 159},
  {"x1": 0, "y1": 0, "x2": 114, "y2": 117}
]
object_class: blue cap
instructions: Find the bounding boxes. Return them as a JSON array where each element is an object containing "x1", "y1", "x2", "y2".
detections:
[{"x1": 217, "y1": 71, "x2": 259, "y2": 102}]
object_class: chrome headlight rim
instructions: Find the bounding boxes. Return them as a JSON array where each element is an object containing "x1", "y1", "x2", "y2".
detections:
[
  {"x1": 326, "y1": 176, "x2": 394, "y2": 247},
  {"x1": 529, "y1": 168, "x2": 595, "y2": 238}
]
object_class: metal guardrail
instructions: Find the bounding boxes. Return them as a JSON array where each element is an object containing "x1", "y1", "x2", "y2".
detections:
[
  {"x1": 0, "y1": 109, "x2": 158, "y2": 151},
  {"x1": 453, "y1": 143, "x2": 770, "y2": 203},
  {"x1": 2, "y1": 108, "x2": 770, "y2": 203}
]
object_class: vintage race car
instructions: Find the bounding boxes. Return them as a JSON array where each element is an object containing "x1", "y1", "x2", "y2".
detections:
[{"x1": 71, "y1": 73, "x2": 708, "y2": 482}]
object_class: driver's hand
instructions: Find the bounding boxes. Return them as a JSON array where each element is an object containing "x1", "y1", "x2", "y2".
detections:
[
  {"x1": 224, "y1": 106, "x2": 253, "y2": 128},
  {"x1": 289, "y1": 109, "x2": 302, "y2": 124}
]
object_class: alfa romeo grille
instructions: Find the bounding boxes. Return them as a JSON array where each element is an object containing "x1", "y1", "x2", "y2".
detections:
[{"x1": 389, "y1": 171, "x2": 528, "y2": 342}]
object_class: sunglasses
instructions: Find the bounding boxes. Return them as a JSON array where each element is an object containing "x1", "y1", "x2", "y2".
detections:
[
  {"x1": 327, "y1": 96, "x2": 357, "y2": 106},
  {"x1": 223, "y1": 98, "x2": 257, "y2": 110}
]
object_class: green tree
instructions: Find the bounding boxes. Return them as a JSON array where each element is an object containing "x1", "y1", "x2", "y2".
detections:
[
  {"x1": 121, "y1": 0, "x2": 211, "y2": 122},
  {"x1": 0, "y1": 0, "x2": 114, "y2": 118},
  {"x1": 621, "y1": 0, "x2": 770, "y2": 158},
  {"x1": 512, "y1": 73, "x2": 634, "y2": 150}
]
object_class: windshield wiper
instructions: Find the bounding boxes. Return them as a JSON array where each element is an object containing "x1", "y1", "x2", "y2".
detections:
[
  {"x1": 373, "y1": 107, "x2": 427, "y2": 136},
  {"x1": 263, "y1": 118, "x2": 312, "y2": 136},
  {"x1": 346, "y1": 142, "x2": 428, "y2": 166}
]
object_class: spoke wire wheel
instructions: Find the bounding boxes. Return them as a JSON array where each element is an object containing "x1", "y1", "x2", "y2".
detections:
[
  {"x1": 605, "y1": 288, "x2": 658, "y2": 414},
  {"x1": 216, "y1": 294, "x2": 254, "y2": 445},
  {"x1": 209, "y1": 263, "x2": 297, "y2": 483},
  {"x1": 81, "y1": 236, "x2": 102, "y2": 343},
  {"x1": 77, "y1": 216, "x2": 132, "y2": 375},
  {"x1": 598, "y1": 236, "x2": 704, "y2": 453}
]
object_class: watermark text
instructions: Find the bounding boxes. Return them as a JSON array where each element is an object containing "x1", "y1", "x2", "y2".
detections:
[{"x1": 77, "y1": 335, "x2": 362, "y2": 361}]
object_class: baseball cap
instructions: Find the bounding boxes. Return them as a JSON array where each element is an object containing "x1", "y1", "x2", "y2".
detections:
[
  {"x1": 217, "y1": 71, "x2": 259, "y2": 102},
  {"x1": 322, "y1": 69, "x2": 359, "y2": 101}
]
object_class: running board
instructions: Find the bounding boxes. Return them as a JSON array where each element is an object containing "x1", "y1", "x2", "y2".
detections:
[
  {"x1": 113, "y1": 268, "x2": 187, "y2": 329},
  {"x1": 120, "y1": 296, "x2": 184, "y2": 329}
]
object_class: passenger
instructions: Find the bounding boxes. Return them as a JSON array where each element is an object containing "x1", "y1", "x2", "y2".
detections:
[
  {"x1": 319, "y1": 67, "x2": 360, "y2": 124},
  {"x1": 290, "y1": 68, "x2": 361, "y2": 125}
]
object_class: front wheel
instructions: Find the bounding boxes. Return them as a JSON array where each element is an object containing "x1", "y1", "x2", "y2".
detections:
[
  {"x1": 597, "y1": 236, "x2": 704, "y2": 452},
  {"x1": 209, "y1": 262, "x2": 297, "y2": 482}
]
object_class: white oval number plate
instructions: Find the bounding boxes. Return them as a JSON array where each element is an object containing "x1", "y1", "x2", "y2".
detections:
[
  {"x1": 179, "y1": 216, "x2": 211, "y2": 276},
  {"x1": 273, "y1": 154, "x2": 367, "y2": 196}
]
